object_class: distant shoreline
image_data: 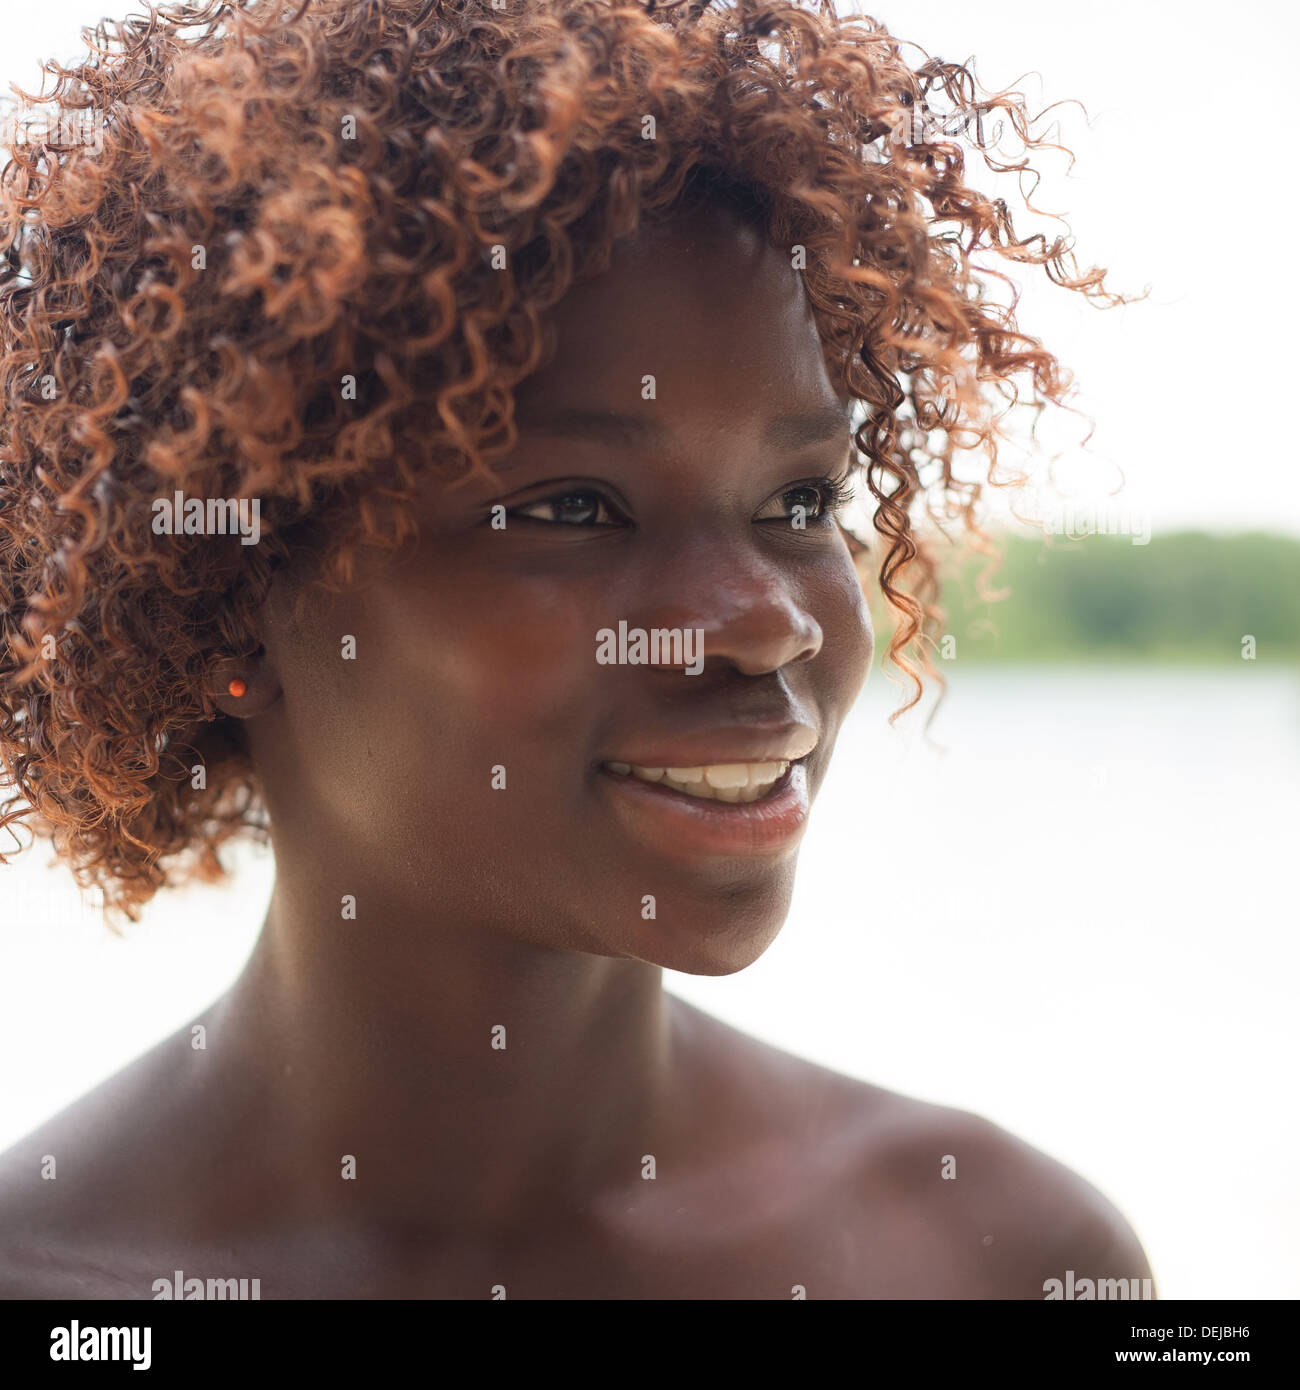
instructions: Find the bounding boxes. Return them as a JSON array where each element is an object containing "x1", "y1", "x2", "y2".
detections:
[{"x1": 865, "y1": 530, "x2": 1300, "y2": 665}]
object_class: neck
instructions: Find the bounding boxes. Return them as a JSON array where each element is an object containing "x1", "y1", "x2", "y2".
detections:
[{"x1": 209, "y1": 864, "x2": 682, "y2": 1237}]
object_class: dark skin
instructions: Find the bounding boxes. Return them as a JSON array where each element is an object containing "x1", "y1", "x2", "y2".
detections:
[{"x1": 0, "y1": 204, "x2": 1153, "y2": 1298}]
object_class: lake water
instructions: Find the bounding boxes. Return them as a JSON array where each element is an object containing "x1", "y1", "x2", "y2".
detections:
[{"x1": 2, "y1": 664, "x2": 1296, "y2": 1297}]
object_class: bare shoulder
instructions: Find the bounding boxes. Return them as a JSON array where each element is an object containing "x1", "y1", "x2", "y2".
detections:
[
  {"x1": 0, "y1": 1021, "x2": 223, "y2": 1299},
  {"x1": 847, "y1": 1085, "x2": 1155, "y2": 1297},
  {"x1": 671, "y1": 998, "x2": 1153, "y2": 1298}
]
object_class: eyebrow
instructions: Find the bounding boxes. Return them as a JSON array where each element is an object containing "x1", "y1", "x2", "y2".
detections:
[{"x1": 513, "y1": 403, "x2": 852, "y2": 452}]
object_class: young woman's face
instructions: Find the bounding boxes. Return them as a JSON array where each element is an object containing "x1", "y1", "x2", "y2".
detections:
[{"x1": 254, "y1": 202, "x2": 873, "y2": 975}]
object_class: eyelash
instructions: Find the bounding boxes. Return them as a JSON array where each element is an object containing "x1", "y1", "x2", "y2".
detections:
[
  {"x1": 769, "y1": 474, "x2": 856, "y2": 523},
  {"x1": 507, "y1": 490, "x2": 626, "y2": 527},
  {"x1": 505, "y1": 474, "x2": 856, "y2": 528}
]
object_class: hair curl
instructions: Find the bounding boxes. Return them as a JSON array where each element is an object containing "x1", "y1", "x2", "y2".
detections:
[{"x1": 0, "y1": 0, "x2": 1117, "y2": 921}]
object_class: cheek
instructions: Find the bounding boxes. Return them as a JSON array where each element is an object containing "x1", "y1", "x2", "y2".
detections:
[
  {"x1": 818, "y1": 559, "x2": 874, "y2": 698},
  {"x1": 419, "y1": 576, "x2": 598, "y2": 729}
]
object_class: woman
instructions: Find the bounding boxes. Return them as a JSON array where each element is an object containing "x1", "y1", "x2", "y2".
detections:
[{"x1": 0, "y1": 0, "x2": 1151, "y2": 1297}]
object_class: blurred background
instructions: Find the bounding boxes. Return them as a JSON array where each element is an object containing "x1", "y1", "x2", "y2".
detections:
[{"x1": 1, "y1": 0, "x2": 1297, "y2": 1299}]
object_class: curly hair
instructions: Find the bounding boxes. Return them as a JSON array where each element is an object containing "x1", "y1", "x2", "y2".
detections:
[{"x1": 0, "y1": 0, "x2": 1116, "y2": 921}]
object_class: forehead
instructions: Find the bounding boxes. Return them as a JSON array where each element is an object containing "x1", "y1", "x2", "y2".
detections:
[{"x1": 513, "y1": 203, "x2": 847, "y2": 425}]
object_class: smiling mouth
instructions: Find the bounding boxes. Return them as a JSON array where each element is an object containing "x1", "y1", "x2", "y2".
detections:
[{"x1": 603, "y1": 760, "x2": 792, "y2": 804}]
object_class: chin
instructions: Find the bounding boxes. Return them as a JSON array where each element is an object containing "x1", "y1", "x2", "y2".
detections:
[{"x1": 628, "y1": 892, "x2": 793, "y2": 976}]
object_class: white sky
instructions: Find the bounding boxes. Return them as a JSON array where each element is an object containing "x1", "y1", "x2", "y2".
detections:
[{"x1": 4, "y1": 0, "x2": 1296, "y2": 537}]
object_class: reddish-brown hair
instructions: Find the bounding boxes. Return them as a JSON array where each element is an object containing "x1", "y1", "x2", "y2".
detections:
[{"x1": 0, "y1": 0, "x2": 1115, "y2": 920}]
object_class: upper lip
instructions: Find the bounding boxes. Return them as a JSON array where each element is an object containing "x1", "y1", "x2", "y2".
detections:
[{"x1": 600, "y1": 723, "x2": 819, "y2": 769}]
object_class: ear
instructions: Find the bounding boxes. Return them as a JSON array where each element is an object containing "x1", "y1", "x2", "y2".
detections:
[{"x1": 208, "y1": 648, "x2": 281, "y2": 718}]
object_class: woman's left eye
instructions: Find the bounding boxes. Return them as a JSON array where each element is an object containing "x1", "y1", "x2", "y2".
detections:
[
  {"x1": 509, "y1": 490, "x2": 622, "y2": 526},
  {"x1": 754, "y1": 478, "x2": 851, "y2": 523}
]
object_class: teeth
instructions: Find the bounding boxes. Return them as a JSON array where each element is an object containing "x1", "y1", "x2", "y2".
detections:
[{"x1": 607, "y1": 760, "x2": 791, "y2": 803}]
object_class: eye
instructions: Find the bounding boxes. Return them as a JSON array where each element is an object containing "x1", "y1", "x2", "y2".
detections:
[
  {"x1": 508, "y1": 489, "x2": 625, "y2": 527},
  {"x1": 754, "y1": 475, "x2": 854, "y2": 524}
]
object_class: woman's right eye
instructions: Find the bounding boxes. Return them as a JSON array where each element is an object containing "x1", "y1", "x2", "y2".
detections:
[{"x1": 509, "y1": 490, "x2": 622, "y2": 526}]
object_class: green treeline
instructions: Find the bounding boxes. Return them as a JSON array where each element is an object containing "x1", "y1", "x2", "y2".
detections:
[{"x1": 867, "y1": 530, "x2": 1300, "y2": 664}]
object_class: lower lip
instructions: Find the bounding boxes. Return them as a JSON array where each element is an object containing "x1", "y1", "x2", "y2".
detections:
[{"x1": 598, "y1": 761, "x2": 811, "y2": 859}]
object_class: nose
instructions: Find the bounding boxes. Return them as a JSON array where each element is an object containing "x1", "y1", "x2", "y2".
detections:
[{"x1": 636, "y1": 539, "x2": 824, "y2": 677}]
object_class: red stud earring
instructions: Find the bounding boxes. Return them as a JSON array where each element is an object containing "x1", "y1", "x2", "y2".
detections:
[{"x1": 227, "y1": 678, "x2": 247, "y2": 699}]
